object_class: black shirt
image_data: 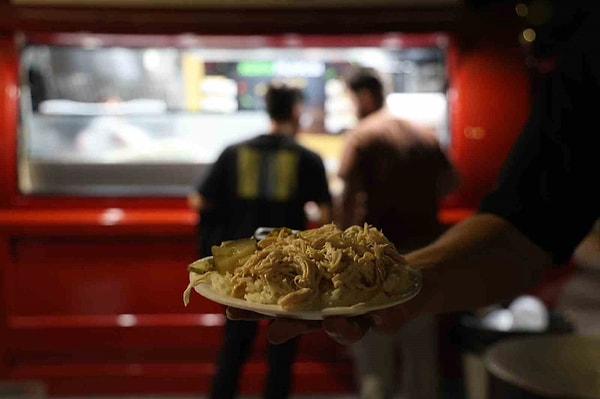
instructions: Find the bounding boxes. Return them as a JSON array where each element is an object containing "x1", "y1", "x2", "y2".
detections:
[
  {"x1": 479, "y1": 12, "x2": 600, "y2": 264},
  {"x1": 197, "y1": 134, "x2": 331, "y2": 255}
]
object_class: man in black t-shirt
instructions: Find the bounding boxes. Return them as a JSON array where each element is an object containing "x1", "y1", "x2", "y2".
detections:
[{"x1": 188, "y1": 84, "x2": 331, "y2": 399}]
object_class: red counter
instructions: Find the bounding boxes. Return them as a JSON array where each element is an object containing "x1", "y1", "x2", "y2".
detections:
[{"x1": 0, "y1": 208, "x2": 356, "y2": 395}]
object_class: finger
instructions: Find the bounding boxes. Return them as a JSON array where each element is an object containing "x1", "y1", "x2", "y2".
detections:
[
  {"x1": 267, "y1": 318, "x2": 322, "y2": 345},
  {"x1": 226, "y1": 307, "x2": 269, "y2": 321},
  {"x1": 323, "y1": 315, "x2": 371, "y2": 345}
]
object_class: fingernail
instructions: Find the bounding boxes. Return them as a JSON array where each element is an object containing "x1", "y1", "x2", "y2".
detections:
[
  {"x1": 267, "y1": 325, "x2": 294, "y2": 345},
  {"x1": 267, "y1": 331, "x2": 285, "y2": 345},
  {"x1": 323, "y1": 321, "x2": 343, "y2": 339},
  {"x1": 325, "y1": 329, "x2": 342, "y2": 339}
]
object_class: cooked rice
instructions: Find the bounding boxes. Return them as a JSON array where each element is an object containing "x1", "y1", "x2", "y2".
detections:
[{"x1": 191, "y1": 223, "x2": 411, "y2": 310}]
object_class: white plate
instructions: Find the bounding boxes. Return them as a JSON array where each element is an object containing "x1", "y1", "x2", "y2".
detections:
[{"x1": 189, "y1": 266, "x2": 422, "y2": 320}]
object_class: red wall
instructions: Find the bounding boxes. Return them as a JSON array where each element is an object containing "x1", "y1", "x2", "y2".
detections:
[
  {"x1": 0, "y1": 24, "x2": 531, "y2": 397},
  {"x1": 444, "y1": 40, "x2": 531, "y2": 209},
  {"x1": 0, "y1": 34, "x2": 18, "y2": 208}
]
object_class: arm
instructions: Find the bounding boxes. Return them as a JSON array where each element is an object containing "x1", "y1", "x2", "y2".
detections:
[
  {"x1": 337, "y1": 130, "x2": 367, "y2": 228},
  {"x1": 190, "y1": 148, "x2": 231, "y2": 212},
  {"x1": 351, "y1": 36, "x2": 599, "y2": 340},
  {"x1": 318, "y1": 203, "x2": 332, "y2": 226},
  {"x1": 254, "y1": 213, "x2": 551, "y2": 344},
  {"x1": 301, "y1": 151, "x2": 333, "y2": 227},
  {"x1": 436, "y1": 157, "x2": 460, "y2": 198},
  {"x1": 337, "y1": 175, "x2": 366, "y2": 229},
  {"x1": 231, "y1": 31, "x2": 599, "y2": 344},
  {"x1": 187, "y1": 192, "x2": 213, "y2": 211},
  {"x1": 375, "y1": 213, "x2": 551, "y2": 330}
]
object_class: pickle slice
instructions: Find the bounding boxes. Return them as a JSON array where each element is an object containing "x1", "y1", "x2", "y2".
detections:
[
  {"x1": 187, "y1": 257, "x2": 215, "y2": 274},
  {"x1": 211, "y1": 237, "x2": 257, "y2": 274}
]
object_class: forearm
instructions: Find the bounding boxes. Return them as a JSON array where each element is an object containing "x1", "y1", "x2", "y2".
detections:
[
  {"x1": 187, "y1": 192, "x2": 214, "y2": 212},
  {"x1": 338, "y1": 190, "x2": 354, "y2": 229},
  {"x1": 187, "y1": 192, "x2": 202, "y2": 210},
  {"x1": 318, "y1": 204, "x2": 332, "y2": 225},
  {"x1": 338, "y1": 182, "x2": 366, "y2": 229},
  {"x1": 251, "y1": 213, "x2": 552, "y2": 345},
  {"x1": 405, "y1": 213, "x2": 552, "y2": 315}
]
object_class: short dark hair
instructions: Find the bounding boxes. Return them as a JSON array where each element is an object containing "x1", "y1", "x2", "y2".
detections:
[
  {"x1": 265, "y1": 83, "x2": 304, "y2": 122},
  {"x1": 344, "y1": 67, "x2": 385, "y2": 107}
]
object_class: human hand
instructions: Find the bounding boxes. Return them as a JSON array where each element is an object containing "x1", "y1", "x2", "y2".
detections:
[
  {"x1": 225, "y1": 307, "x2": 322, "y2": 343},
  {"x1": 226, "y1": 289, "x2": 430, "y2": 345}
]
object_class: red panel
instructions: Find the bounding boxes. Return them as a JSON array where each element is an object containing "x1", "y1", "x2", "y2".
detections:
[
  {"x1": 0, "y1": 208, "x2": 356, "y2": 395},
  {"x1": 8, "y1": 318, "x2": 348, "y2": 363},
  {"x1": 13, "y1": 237, "x2": 195, "y2": 264},
  {"x1": 0, "y1": 209, "x2": 197, "y2": 235},
  {"x1": 25, "y1": 32, "x2": 444, "y2": 48},
  {"x1": 11, "y1": 196, "x2": 190, "y2": 211},
  {"x1": 0, "y1": 35, "x2": 18, "y2": 208},
  {"x1": 0, "y1": 235, "x2": 10, "y2": 376},
  {"x1": 445, "y1": 39, "x2": 530, "y2": 208},
  {"x1": 6, "y1": 316, "x2": 354, "y2": 395},
  {"x1": 9, "y1": 360, "x2": 354, "y2": 396},
  {"x1": 11, "y1": 241, "x2": 198, "y2": 315}
]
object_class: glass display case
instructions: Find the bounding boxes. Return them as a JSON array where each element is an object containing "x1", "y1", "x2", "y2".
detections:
[{"x1": 18, "y1": 35, "x2": 448, "y2": 196}]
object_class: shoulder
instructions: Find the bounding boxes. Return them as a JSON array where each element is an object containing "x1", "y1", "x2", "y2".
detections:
[
  {"x1": 348, "y1": 109, "x2": 415, "y2": 146},
  {"x1": 295, "y1": 144, "x2": 325, "y2": 165},
  {"x1": 237, "y1": 135, "x2": 263, "y2": 147},
  {"x1": 218, "y1": 144, "x2": 239, "y2": 159},
  {"x1": 213, "y1": 139, "x2": 252, "y2": 165},
  {"x1": 366, "y1": 109, "x2": 413, "y2": 134},
  {"x1": 224, "y1": 135, "x2": 263, "y2": 153}
]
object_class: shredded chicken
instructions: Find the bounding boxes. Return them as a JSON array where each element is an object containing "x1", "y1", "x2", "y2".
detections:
[{"x1": 193, "y1": 223, "x2": 411, "y2": 310}]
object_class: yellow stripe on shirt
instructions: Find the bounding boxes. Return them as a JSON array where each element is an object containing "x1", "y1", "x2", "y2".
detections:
[
  {"x1": 237, "y1": 146, "x2": 261, "y2": 199},
  {"x1": 273, "y1": 150, "x2": 299, "y2": 201}
]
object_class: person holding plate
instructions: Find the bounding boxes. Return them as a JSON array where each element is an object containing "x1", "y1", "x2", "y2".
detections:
[{"x1": 227, "y1": 0, "x2": 599, "y2": 376}]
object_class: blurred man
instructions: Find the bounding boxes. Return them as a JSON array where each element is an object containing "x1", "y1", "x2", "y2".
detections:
[
  {"x1": 337, "y1": 67, "x2": 459, "y2": 399},
  {"x1": 188, "y1": 83, "x2": 331, "y2": 399}
]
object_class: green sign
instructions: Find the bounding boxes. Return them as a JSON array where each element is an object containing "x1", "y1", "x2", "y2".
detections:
[{"x1": 237, "y1": 61, "x2": 274, "y2": 77}]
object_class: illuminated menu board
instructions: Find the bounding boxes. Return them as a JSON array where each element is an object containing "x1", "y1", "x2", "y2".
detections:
[{"x1": 182, "y1": 54, "x2": 367, "y2": 133}]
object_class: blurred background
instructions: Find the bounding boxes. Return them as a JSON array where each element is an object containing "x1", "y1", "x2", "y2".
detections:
[{"x1": 0, "y1": 0, "x2": 598, "y2": 398}]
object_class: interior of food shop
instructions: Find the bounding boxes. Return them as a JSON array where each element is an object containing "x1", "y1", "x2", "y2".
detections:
[
  {"x1": 19, "y1": 35, "x2": 448, "y2": 197},
  {"x1": 0, "y1": 0, "x2": 598, "y2": 398}
]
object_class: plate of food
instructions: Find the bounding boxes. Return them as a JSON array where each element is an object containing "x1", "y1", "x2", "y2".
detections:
[{"x1": 183, "y1": 223, "x2": 422, "y2": 320}]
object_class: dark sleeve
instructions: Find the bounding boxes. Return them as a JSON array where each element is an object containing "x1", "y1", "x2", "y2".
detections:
[
  {"x1": 197, "y1": 146, "x2": 233, "y2": 204},
  {"x1": 431, "y1": 142, "x2": 459, "y2": 198},
  {"x1": 300, "y1": 151, "x2": 332, "y2": 205},
  {"x1": 196, "y1": 147, "x2": 234, "y2": 255},
  {"x1": 479, "y1": 40, "x2": 600, "y2": 264}
]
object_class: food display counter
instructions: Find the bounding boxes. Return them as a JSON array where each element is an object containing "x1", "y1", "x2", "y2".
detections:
[
  {"x1": 0, "y1": 1, "x2": 532, "y2": 395},
  {"x1": 19, "y1": 35, "x2": 447, "y2": 197}
]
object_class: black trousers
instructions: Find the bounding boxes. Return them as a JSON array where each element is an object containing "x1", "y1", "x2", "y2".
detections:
[{"x1": 210, "y1": 318, "x2": 299, "y2": 399}]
